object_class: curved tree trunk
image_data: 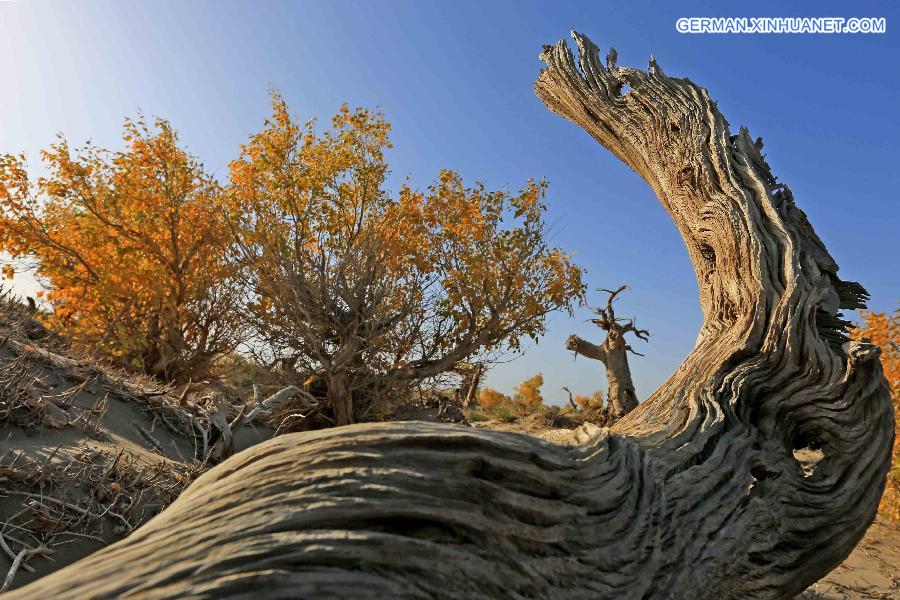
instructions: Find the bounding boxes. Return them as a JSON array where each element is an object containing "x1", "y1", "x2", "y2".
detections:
[{"x1": 9, "y1": 32, "x2": 893, "y2": 599}]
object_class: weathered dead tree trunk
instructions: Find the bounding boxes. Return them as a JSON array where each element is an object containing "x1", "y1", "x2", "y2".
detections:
[
  {"x1": 9, "y1": 32, "x2": 893, "y2": 599},
  {"x1": 567, "y1": 285, "x2": 647, "y2": 418}
]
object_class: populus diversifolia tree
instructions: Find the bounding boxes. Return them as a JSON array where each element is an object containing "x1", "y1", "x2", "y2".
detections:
[
  {"x1": 9, "y1": 32, "x2": 894, "y2": 599},
  {"x1": 228, "y1": 96, "x2": 584, "y2": 426}
]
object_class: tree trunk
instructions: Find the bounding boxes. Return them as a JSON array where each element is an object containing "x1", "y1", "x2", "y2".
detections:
[
  {"x1": 567, "y1": 332, "x2": 639, "y2": 418},
  {"x1": 566, "y1": 285, "x2": 645, "y2": 418},
  {"x1": 327, "y1": 372, "x2": 355, "y2": 426},
  {"x1": 457, "y1": 362, "x2": 485, "y2": 407},
  {"x1": 602, "y1": 335, "x2": 638, "y2": 417},
  {"x1": 9, "y1": 32, "x2": 893, "y2": 599}
]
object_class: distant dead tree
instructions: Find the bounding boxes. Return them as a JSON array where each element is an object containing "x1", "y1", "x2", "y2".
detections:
[
  {"x1": 13, "y1": 32, "x2": 893, "y2": 600},
  {"x1": 566, "y1": 285, "x2": 648, "y2": 418}
]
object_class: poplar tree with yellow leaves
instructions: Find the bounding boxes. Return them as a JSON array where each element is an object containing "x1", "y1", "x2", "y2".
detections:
[
  {"x1": 0, "y1": 118, "x2": 244, "y2": 381},
  {"x1": 229, "y1": 95, "x2": 584, "y2": 425},
  {"x1": 512, "y1": 373, "x2": 545, "y2": 412}
]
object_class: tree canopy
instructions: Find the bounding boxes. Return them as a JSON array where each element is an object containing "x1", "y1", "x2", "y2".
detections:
[
  {"x1": 0, "y1": 95, "x2": 584, "y2": 408},
  {"x1": 229, "y1": 95, "x2": 584, "y2": 423},
  {"x1": 0, "y1": 118, "x2": 243, "y2": 381}
]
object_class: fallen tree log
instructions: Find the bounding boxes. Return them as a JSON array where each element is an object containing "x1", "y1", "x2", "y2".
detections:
[{"x1": 7, "y1": 31, "x2": 893, "y2": 599}]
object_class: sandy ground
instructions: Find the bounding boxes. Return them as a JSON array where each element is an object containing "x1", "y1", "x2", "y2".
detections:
[
  {"x1": 0, "y1": 340, "x2": 197, "y2": 590},
  {"x1": 0, "y1": 300, "x2": 274, "y2": 591},
  {"x1": 799, "y1": 517, "x2": 899, "y2": 599}
]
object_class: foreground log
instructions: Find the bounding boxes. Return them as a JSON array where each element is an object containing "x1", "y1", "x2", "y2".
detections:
[{"x1": 8, "y1": 32, "x2": 893, "y2": 599}]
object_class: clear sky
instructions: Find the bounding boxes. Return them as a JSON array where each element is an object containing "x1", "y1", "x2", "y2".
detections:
[{"x1": 2, "y1": 0, "x2": 897, "y2": 405}]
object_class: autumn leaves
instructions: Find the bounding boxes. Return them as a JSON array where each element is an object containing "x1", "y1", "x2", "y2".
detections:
[
  {"x1": 0, "y1": 94, "x2": 585, "y2": 425},
  {"x1": 0, "y1": 117, "x2": 242, "y2": 381}
]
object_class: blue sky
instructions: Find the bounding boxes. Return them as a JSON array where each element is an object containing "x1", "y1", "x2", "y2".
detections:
[{"x1": 1, "y1": 0, "x2": 897, "y2": 404}]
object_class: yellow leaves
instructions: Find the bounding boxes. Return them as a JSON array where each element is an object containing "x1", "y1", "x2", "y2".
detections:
[
  {"x1": 477, "y1": 374, "x2": 547, "y2": 419},
  {"x1": 852, "y1": 308, "x2": 899, "y2": 395},
  {"x1": 574, "y1": 390, "x2": 604, "y2": 410},
  {"x1": 229, "y1": 95, "x2": 394, "y2": 248},
  {"x1": 851, "y1": 307, "x2": 899, "y2": 522},
  {"x1": 0, "y1": 115, "x2": 241, "y2": 381},
  {"x1": 408, "y1": 171, "x2": 583, "y2": 350},
  {"x1": 2, "y1": 94, "x2": 585, "y2": 389},
  {"x1": 233, "y1": 104, "x2": 586, "y2": 372},
  {"x1": 513, "y1": 373, "x2": 544, "y2": 410},
  {"x1": 478, "y1": 387, "x2": 511, "y2": 410}
]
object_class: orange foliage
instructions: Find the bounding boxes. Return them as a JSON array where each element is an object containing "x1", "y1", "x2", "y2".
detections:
[
  {"x1": 477, "y1": 376, "x2": 548, "y2": 419},
  {"x1": 852, "y1": 308, "x2": 899, "y2": 395},
  {"x1": 478, "y1": 387, "x2": 512, "y2": 410},
  {"x1": 0, "y1": 94, "x2": 584, "y2": 419},
  {"x1": 228, "y1": 94, "x2": 584, "y2": 421},
  {"x1": 513, "y1": 373, "x2": 545, "y2": 412},
  {"x1": 574, "y1": 390, "x2": 604, "y2": 411},
  {"x1": 0, "y1": 118, "x2": 243, "y2": 381},
  {"x1": 851, "y1": 307, "x2": 899, "y2": 521}
]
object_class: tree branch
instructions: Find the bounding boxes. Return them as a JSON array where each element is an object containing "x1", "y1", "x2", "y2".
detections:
[{"x1": 565, "y1": 334, "x2": 606, "y2": 362}]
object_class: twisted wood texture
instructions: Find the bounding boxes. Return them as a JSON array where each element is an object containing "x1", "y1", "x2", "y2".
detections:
[{"x1": 9, "y1": 32, "x2": 893, "y2": 600}]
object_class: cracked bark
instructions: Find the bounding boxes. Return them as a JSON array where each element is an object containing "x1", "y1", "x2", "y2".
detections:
[{"x1": 9, "y1": 31, "x2": 894, "y2": 600}]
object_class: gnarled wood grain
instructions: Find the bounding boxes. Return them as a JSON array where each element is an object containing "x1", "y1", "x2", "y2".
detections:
[{"x1": 7, "y1": 32, "x2": 893, "y2": 599}]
